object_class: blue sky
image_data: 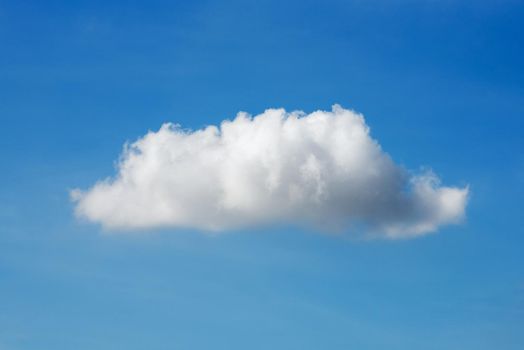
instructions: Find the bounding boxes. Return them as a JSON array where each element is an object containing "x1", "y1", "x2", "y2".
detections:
[{"x1": 1, "y1": 0, "x2": 524, "y2": 349}]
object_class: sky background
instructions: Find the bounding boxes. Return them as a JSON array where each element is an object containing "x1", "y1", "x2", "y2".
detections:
[{"x1": 1, "y1": 0, "x2": 524, "y2": 349}]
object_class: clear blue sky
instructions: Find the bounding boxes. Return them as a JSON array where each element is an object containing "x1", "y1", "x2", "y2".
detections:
[{"x1": 1, "y1": 0, "x2": 523, "y2": 349}]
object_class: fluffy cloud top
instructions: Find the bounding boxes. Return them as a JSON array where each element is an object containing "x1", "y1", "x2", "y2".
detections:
[{"x1": 72, "y1": 105, "x2": 468, "y2": 238}]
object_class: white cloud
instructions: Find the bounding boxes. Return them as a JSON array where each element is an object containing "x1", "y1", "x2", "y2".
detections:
[{"x1": 71, "y1": 105, "x2": 468, "y2": 238}]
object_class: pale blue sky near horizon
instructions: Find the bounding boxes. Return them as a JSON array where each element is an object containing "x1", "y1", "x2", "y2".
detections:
[{"x1": 1, "y1": 0, "x2": 524, "y2": 349}]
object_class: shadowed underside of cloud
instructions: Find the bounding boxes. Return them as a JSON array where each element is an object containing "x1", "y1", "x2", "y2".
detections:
[{"x1": 71, "y1": 105, "x2": 468, "y2": 239}]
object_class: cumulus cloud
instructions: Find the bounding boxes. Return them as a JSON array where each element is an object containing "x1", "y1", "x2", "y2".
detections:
[{"x1": 71, "y1": 105, "x2": 468, "y2": 238}]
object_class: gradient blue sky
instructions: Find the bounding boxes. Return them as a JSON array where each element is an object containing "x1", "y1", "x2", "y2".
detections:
[{"x1": 1, "y1": 0, "x2": 524, "y2": 349}]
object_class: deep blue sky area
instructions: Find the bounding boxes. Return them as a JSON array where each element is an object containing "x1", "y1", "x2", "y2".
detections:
[{"x1": 1, "y1": 1, "x2": 524, "y2": 349}]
